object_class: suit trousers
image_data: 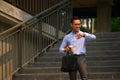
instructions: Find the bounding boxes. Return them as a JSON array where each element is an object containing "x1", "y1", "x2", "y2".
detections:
[{"x1": 68, "y1": 54, "x2": 88, "y2": 80}]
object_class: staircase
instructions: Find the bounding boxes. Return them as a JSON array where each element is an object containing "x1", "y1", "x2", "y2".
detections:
[
  {"x1": 0, "y1": 0, "x2": 71, "y2": 80},
  {"x1": 13, "y1": 32, "x2": 120, "y2": 80}
]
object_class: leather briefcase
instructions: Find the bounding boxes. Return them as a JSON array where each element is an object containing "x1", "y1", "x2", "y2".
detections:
[{"x1": 61, "y1": 54, "x2": 78, "y2": 72}]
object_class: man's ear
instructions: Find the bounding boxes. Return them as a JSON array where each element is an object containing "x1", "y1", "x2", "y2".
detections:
[{"x1": 70, "y1": 23, "x2": 72, "y2": 28}]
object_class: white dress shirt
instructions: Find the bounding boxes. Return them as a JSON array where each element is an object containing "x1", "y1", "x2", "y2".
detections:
[{"x1": 59, "y1": 30, "x2": 96, "y2": 55}]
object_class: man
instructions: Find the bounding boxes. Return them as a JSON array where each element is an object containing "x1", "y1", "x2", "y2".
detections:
[{"x1": 59, "y1": 16, "x2": 96, "y2": 80}]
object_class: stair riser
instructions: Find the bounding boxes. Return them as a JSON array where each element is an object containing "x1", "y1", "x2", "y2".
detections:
[
  {"x1": 36, "y1": 56, "x2": 120, "y2": 62},
  {"x1": 86, "y1": 56, "x2": 120, "y2": 61},
  {"x1": 29, "y1": 61, "x2": 120, "y2": 67},
  {"x1": 48, "y1": 47, "x2": 120, "y2": 52},
  {"x1": 87, "y1": 46, "x2": 120, "y2": 50},
  {"x1": 96, "y1": 35, "x2": 120, "y2": 38},
  {"x1": 13, "y1": 73, "x2": 120, "y2": 80},
  {"x1": 57, "y1": 39, "x2": 120, "y2": 48},
  {"x1": 95, "y1": 38, "x2": 120, "y2": 42},
  {"x1": 87, "y1": 43, "x2": 120, "y2": 46},
  {"x1": 44, "y1": 51, "x2": 120, "y2": 57},
  {"x1": 20, "y1": 66, "x2": 120, "y2": 74},
  {"x1": 49, "y1": 44, "x2": 120, "y2": 52},
  {"x1": 87, "y1": 51, "x2": 120, "y2": 56},
  {"x1": 95, "y1": 33, "x2": 120, "y2": 38}
]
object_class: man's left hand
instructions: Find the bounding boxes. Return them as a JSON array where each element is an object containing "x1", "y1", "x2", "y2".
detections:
[{"x1": 76, "y1": 33, "x2": 85, "y2": 39}]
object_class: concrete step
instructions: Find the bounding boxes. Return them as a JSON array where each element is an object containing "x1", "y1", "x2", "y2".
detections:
[
  {"x1": 29, "y1": 60, "x2": 120, "y2": 67},
  {"x1": 13, "y1": 72, "x2": 120, "y2": 80},
  {"x1": 56, "y1": 42, "x2": 120, "y2": 52},
  {"x1": 87, "y1": 50, "x2": 120, "y2": 56},
  {"x1": 42, "y1": 50, "x2": 120, "y2": 57},
  {"x1": 95, "y1": 38, "x2": 120, "y2": 42},
  {"x1": 36, "y1": 55, "x2": 120, "y2": 62},
  {"x1": 53, "y1": 45, "x2": 120, "y2": 51},
  {"x1": 88, "y1": 45, "x2": 120, "y2": 50},
  {"x1": 57, "y1": 38, "x2": 120, "y2": 47},
  {"x1": 49, "y1": 42, "x2": 120, "y2": 52},
  {"x1": 58, "y1": 37, "x2": 120, "y2": 44},
  {"x1": 95, "y1": 32, "x2": 120, "y2": 38},
  {"x1": 19, "y1": 66, "x2": 120, "y2": 73},
  {"x1": 86, "y1": 55, "x2": 120, "y2": 61},
  {"x1": 86, "y1": 41, "x2": 120, "y2": 46}
]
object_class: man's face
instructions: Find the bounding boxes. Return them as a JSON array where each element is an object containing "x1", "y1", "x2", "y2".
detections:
[{"x1": 70, "y1": 19, "x2": 81, "y2": 32}]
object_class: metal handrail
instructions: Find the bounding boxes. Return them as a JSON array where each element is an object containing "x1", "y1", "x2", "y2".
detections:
[
  {"x1": 0, "y1": 0, "x2": 69, "y2": 38},
  {"x1": 0, "y1": 0, "x2": 72, "y2": 80}
]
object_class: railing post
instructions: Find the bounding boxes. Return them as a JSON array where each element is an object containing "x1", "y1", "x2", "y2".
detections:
[
  {"x1": 18, "y1": 29, "x2": 23, "y2": 68},
  {"x1": 1, "y1": 40, "x2": 3, "y2": 80},
  {"x1": 38, "y1": 18, "x2": 42, "y2": 53},
  {"x1": 43, "y1": 0, "x2": 46, "y2": 10},
  {"x1": 56, "y1": 10, "x2": 60, "y2": 40}
]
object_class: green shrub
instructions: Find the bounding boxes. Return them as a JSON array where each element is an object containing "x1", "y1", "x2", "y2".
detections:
[{"x1": 111, "y1": 17, "x2": 120, "y2": 32}]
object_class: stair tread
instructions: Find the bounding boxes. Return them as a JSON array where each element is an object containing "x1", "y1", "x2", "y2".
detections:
[
  {"x1": 37, "y1": 55, "x2": 120, "y2": 58},
  {"x1": 46, "y1": 50, "x2": 120, "y2": 53},
  {"x1": 32, "y1": 60, "x2": 120, "y2": 63},
  {"x1": 24, "y1": 65, "x2": 120, "y2": 68},
  {"x1": 16, "y1": 71, "x2": 120, "y2": 75}
]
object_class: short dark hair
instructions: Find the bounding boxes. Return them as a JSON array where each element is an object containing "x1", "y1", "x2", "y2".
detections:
[{"x1": 70, "y1": 16, "x2": 80, "y2": 23}]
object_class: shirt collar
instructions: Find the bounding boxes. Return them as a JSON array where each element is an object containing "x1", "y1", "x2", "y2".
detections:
[{"x1": 71, "y1": 30, "x2": 81, "y2": 34}]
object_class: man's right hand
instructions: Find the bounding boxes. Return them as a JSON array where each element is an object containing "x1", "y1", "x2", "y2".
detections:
[
  {"x1": 64, "y1": 46, "x2": 71, "y2": 52},
  {"x1": 64, "y1": 46, "x2": 74, "y2": 53}
]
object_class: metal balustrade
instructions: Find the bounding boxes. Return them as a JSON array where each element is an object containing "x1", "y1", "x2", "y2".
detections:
[
  {"x1": 4, "y1": 0, "x2": 63, "y2": 15},
  {"x1": 0, "y1": 0, "x2": 72, "y2": 80}
]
